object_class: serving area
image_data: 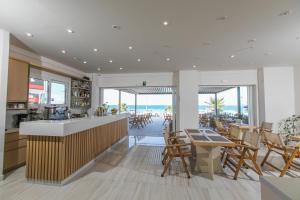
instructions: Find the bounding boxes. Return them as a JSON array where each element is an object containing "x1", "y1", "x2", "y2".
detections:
[{"x1": 19, "y1": 114, "x2": 129, "y2": 184}]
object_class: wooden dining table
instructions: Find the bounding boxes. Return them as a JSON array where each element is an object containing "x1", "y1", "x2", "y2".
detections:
[{"x1": 184, "y1": 129, "x2": 235, "y2": 180}]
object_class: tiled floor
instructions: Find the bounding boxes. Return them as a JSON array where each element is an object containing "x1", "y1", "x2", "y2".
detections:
[{"x1": 1, "y1": 121, "x2": 299, "y2": 200}]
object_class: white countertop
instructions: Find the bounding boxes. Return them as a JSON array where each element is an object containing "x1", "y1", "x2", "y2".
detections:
[{"x1": 19, "y1": 113, "x2": 129, "y2": 137}]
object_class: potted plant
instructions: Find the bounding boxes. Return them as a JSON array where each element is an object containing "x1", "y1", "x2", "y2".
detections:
[
  {"x1": 111, "y1": 108, "x2": 118, "y2": 115},
  {"x1": 278, "y1": 115, "x2": 300, "y2": 136},
  {"x1": 97, "y1": 103, "x2": 109, "y2": 116}
]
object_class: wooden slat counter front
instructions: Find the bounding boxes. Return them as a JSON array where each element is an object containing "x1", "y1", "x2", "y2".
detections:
[{"x1": 19, "y1": 114, "x2": 129, "y2": 184}]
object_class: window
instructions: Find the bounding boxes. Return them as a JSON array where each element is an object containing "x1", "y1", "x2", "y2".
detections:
[
  {"x1": 28, "y1": 69, "x2": 70, "y2": 107},
  {"x1": 28, "y1": 78, "x2": 48, "y2": 107},
  {"x1": 50, "y1": 82, "x2": 66, "y2": 105}
]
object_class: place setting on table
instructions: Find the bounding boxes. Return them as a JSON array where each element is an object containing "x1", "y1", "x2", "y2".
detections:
[{"x1": 184, "y1": 128, "x2": 235, "y2": 180}]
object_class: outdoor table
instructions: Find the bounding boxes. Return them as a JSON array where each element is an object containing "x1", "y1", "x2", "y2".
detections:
[{"x1": 185, "y1": 129, "x2": 235, "y2": 180}]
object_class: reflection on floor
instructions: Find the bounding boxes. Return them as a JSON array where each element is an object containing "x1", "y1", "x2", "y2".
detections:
[
  {"x1": 128, "y1": 136, "x2": 165, "y2": 147},
  {"x1": 128, "y1": 116, "x2": 165, "y2": 137}
]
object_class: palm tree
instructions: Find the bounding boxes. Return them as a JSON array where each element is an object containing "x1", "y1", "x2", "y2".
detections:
[
  {"x1": 205, "y1": 97, "x2": 224, "y2": 114},
  {"x1": 120, "y1": 103, "x2": 128, "y2": 112}
]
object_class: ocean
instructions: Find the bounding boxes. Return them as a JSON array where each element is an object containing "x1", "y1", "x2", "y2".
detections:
[{"x1": 107, "y1": 105, "x2": 248, "y2": 114}]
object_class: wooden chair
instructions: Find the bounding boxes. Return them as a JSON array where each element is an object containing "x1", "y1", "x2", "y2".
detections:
[
  {"x1": 161, "y1": 133, "x2": 192, "y2": 178},
  {"x1": 223, "y1": 129, "x2": 263, "y2": 180},
  {"x1": 215, "y1": 120, "x2": 228, "y2": 136},
  {"x1": 260, "y1": 131, "x2": 300, "y2": 177},
  {"x1": 163, "y1": 113, "x2": 172, "y2": 125},
  {"x1": 161, "y1": 130, "x2": 185, "y2": 164}
]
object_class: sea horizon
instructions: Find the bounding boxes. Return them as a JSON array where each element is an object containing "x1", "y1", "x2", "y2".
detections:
[{"x1": 106, "y1": 104, "x2": 248, "y2": 114}]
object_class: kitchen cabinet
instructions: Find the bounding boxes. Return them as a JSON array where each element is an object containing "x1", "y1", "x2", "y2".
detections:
[
  {"x1": 7, "y1": 59, "x2": 29, "y2": 102},
  {"x1": 3, "y1": 131, "x2": 27, "y2": 173}
]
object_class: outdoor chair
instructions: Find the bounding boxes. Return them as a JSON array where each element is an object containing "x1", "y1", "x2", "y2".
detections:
[
  {"x1": 215, "y1": 120, "x2": 228, "y2": 136},
  {"x1": 161, "y1": 130, "x2": 186, "y2": 163},
  {"x1": 223, "y1": 129, "x2": 263, "y2": 180},
  {"x1": 161, "y1": 132, "x2": 192, "y2": 178},
  {"x1": 261, "y1": 131, "x2": 300, "y2": 177}
]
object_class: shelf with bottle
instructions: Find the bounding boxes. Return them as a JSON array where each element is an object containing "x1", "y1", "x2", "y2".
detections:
[{"x1": 71, "y1": 78, "x2": 91, "y2": 109}]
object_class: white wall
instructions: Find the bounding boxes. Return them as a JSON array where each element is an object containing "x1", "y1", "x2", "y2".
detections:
[
  {"x1": 97, "y1": 73, "x2": 173, "y2": 88},
  {"x1": 294, "y1": 66, "x2": 300, "y2": 114},
  {"x1": 198, "y1": 69, "x2": 257, "y2": 86},
  {"x1": 175, "y1": 70, "x2": 199, "y2": 130},
  {"x1": 263, "y1": 67, "x2": 295, "y2": 131},
  {"x1": 0, "y1": 30, "x2": 10, "y2": 179}
]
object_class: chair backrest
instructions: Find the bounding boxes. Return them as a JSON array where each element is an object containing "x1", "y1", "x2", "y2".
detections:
[
  {"x1": 215, "y1": 120, "x2": 224, "y2": 130},
  {"x1": 261, "y1": 121, "x2": 273, "y2": 131},
  {"x1": 263, "y1": 131, "x2": 285, "y2": 147},
  {"x1": 228, "y1": 124, "x2": 243, "y2": 139},
  {"x1": 243, "y1": 129, "x2": 261, "y2": 148}
]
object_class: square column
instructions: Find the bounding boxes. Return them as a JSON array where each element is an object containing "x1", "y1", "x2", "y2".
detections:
[
  {"x1": 174, "y1": 70, "x2": 199, "y2": 130},
  {"x1": 0, "y1": 30, "x2": 10, "y2": 179}
]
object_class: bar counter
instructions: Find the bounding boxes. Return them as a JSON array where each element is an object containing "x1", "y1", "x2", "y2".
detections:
[{"x1": 19, "y1": 114, "x2": 129, "y2": 184}]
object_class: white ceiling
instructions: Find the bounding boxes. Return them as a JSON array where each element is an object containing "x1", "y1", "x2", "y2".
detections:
[{"x1": 0, "y1": 0, "x2": 300, "y2": 73}]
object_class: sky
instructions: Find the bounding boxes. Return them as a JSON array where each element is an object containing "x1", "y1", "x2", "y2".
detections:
[
  {"x1": 103, "y1": 89, "x2": 172, "y2": 105},
  {"x1": 198, "y1": 87, "x2": 248, "y2": 106},
  {"x1": 103, "y1": 87, "x2": 248, "y2": 106}
]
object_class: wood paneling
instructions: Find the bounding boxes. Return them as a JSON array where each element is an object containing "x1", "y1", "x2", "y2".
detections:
[
  {"x1": 7, "y1": 58, "x2": 29, "y2": 102},
  {"x1": 26, "y1": 118, "x2": 128, "y2": 183},
  {"x1": 4, "y1": 132, "x2": 27, "y2": 173}
]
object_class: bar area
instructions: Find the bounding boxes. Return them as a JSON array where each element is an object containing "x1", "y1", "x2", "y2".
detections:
[{"x1": 20, "y1": 114, "x2": 128, "y2": 184}]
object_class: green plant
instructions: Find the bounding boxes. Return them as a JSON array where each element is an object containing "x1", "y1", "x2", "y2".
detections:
[
  {"x1": 164, "y1": 105, "x2": 172, "y2": 113},
  {"x1": 120, "y1": 103, "x2": 128, "y2": 112},
  {"x1": 205, "y1": 97, "x2": 224, "y2": 114},
  {"x1": 278, "y1": 115, "x2": 300, "y2": 135},
  {"x1": 99, "y1": 102, "x2": 109, "y2": 113}
]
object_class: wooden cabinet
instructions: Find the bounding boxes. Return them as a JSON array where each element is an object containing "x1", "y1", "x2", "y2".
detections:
[
  {"x1": 3, "y1": 132, "x2": 27, "y2": 173},
  {"x1": 7, "y1": 59, "x2": 29, "y2": 102}
]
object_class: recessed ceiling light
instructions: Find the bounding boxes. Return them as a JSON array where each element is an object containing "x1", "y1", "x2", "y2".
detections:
[
  {"x1": 128, "y1": 46, "x2": 133, "y2": 50},
  {"x1": 66, "y1": 29, "x2": 74, "y2": 33},
  {"x1": 230, "y1": 54, "x2": 236, "y2": 58},
  {"x1": 93, "y1": 48, "x2": 98, "y2": 52},
  {"x1": 137, "y1": 58, "x2": 141, "y2": 62},
  {"x1": 216, "y1": 16, "x2": 228, "y2": 21},
  {"x1": 248, "y1": 39, "x2": 257, "y2": 43},
  {"x1": 264, "y1": 52, "x2": 272, "y2": 56},
  {"x1": 112, "y1": 25, "x2": 121, "y2": 30},
  {"x1": 83, "y1": 60, "x2": 87, "y2": 64},
  {"x1": 166, "y1": 58, "x2": 170, "y2": 61},
  {"x1": 193, "y1": 65, "x2": 197, "y2": 68},
  {"x1": 97, "y1": 67, "x2": 101, "y2": 71},
  {"x1": 120, "y1": 67, "x2": 123, "y2": 70},
  {"x1": 61, "y1": 50, "x2": 66, "y2": 54},
  {"x1": 109, "y1": 60, "x2": 113, "y2": 63},
  {"x1": 279, "y1": 10, "x2": 292, "y2": 16},
  {"x1": 26, "y1": 32, "x2": 33, "y2": 37},
  {"x1": 163, "y1": 21, "x2": 169, "y2": 26},
  {"x1": 202, "y1": 41, "x2": 212, "y2": 46}
]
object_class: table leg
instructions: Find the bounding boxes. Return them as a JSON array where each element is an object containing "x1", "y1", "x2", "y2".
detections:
[{"x1": 208, "y1": 148, "x2": 214, "y2": 180}]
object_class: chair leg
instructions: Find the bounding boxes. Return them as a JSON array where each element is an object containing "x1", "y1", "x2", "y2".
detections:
[
  {"x1": 234, "y1": 158, "x2": 244, "y2": 180},
  {"x1": 162, "y1": 147, "x2": 166, "y2": 155},
  {"x1": 252, "y1": 159, "x2": 263, "y2": 176},
  {"x1": 280, "y1": 150, "x2": 298, "y2": 177},
  {"x1": 162, "y1": 152, "x2": 168, "y2": 165},
  {"x1": 180, "y1": 156, "x2": 190, "y2": 178},
  {"x1": 261, "y1": 148, "x2": 271, "y2": 167},
  {"x1": 223, "y1": 153, "x2": 230, "y2": 168},
  {"x1": 221, "y1": 148, "x2": 226, "y2": 162},
  {"x1": 161, "y1": 156, "x2": 172, "y2": 177}
]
